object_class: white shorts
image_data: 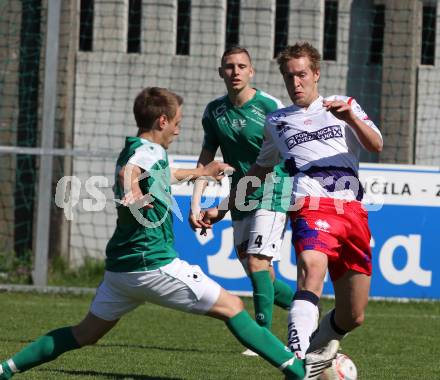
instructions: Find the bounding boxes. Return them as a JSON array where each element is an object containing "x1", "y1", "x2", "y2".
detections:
[
  {"x1": 90, "y1": 258, "x2": 221, "y2": 321},
  {"x1": 232, "y1": 208, "x2": 287, "y2": 262}
]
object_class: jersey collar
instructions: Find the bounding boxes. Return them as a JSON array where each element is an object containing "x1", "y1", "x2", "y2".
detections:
[
  {"x1": 285, "y1": 95, "x2": 323, "y2": 114},
  {"x1": 126, "y1": 136, "x2": 164, "y2": 152},
  {"x1": 226, "y1": 88, "x2": 259, "y2": 109},
  {"x1": 307, "y1": 95, "x2": 324, "y2": 112}
]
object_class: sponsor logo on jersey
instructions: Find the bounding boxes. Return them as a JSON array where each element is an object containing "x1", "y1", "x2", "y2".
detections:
[
  {"x1": 276, "y1": 121, "x2": 291, "y2": 136},
  {"x1": 284, "y1": 125, "x2": 343, "y2": 149},
  {"x1": 315, "y1": 219, "x2": 330, "y2": 232},
  {"x1": 304, "y1": 119, "x2": 312, "y2": 125},
  {"x1": 231, "y1": 119, "x2": 247, "y2": 129},
  {"x1": 250, "y1": 106, "x2": 265, "y2": 119},
  {"x1": 269, "y1": 112, "x2": 286, "y2": 122},
  {"x1": 213, "y1": 104, "x2": 227, "y2": 118},
  {"x1": 276, "y1": 121, "x2": 287, "y2": 131}
]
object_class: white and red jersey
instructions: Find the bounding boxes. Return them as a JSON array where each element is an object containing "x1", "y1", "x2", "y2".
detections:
[{"x1": 256, "y1": 95, "x2": 382, "y2": 201}]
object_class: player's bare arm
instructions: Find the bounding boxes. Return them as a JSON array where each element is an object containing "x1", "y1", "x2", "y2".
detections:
[
  {"x1": 200, "y1": 163, "x2": 273, "y2": 228},
  {"x1": 120, "y1": 163, "x2": 153, "y2": 208},
  {"x1": 120, "y1": 160, "x2": 232, "y2": 207},
  {"x1": 189, "y1": 148, "x2": 217, "y2": 230},
  {"x1": 171, "y1": 160, "x2": 233, "y2": 184},
  {"x1": 323, "y1": 99, "x2": 383, "y2": 152}
]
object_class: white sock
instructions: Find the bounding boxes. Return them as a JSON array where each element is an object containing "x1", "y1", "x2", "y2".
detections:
[
  {"x1": 288, "y1": 299, "x2": 319, "y2": 359},
  {"x1": 307, "y1": 309, "x2": 346, "y2": 353}
]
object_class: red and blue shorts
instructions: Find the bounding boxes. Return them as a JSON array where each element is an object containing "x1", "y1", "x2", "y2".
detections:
[{"x1": 290, "y1": 197, "x2": 372, "y2": 281}]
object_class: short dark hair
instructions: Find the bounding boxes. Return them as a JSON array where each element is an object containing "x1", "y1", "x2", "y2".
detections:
[
  {"x1": 133, "y1": 87, "x2": 183, "y2": 131},
  {"x1": 221, "y1": 46, "x2": 252, "y2": 66},
  {"x1": 277, "y1": 42, "x2": 321, "y2": 74}
]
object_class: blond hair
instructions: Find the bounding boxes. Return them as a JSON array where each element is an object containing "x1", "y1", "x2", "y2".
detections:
[{"x1": 277, "y1": 42, "x2": 321, "y2": 74}]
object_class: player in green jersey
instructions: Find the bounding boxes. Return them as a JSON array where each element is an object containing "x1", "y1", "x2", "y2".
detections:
[
  {"x1": 189, "y1": 47, "x2": 294, "y2": 344},
  {"x1": 0, "y1": 87, "x2": 306, "y2": 380}
]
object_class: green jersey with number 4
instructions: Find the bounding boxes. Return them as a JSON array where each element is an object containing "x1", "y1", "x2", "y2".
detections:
[
  {"x1": 202, "y1": 89, "x2": 290, "y2": 220},
  {"x1": 106, "y1": 136, "x2": 177, "y2": 272}
]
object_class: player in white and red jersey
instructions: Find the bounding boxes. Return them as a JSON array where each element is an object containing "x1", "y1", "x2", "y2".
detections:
[
  {"x1": 200, "y1": 42, "x2": 383, "y2": 378},
  {"x1": 259, "y1": 93, "x2": 380, "y2": 203}
]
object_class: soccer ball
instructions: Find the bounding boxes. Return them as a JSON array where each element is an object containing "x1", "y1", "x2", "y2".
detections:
[{"x1": 318, "y1": 353, "x2": 357, "y2": 380}]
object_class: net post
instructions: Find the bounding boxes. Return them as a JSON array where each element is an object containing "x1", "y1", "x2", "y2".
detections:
[
  {"x1": 380, "y1": 0, "x2": 422, "y2": 164},
  {"x1": 33, "y1": 0, "x2": 62, "y2": 286}
]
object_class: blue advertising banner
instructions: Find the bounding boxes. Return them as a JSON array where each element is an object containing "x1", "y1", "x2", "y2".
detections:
[{"x1": 171, "y1": 157, "x2": 440, "y2": 299}]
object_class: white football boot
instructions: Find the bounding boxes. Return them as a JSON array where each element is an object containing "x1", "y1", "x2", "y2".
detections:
[{"x1": 303, "y1": 340, "x2": 340, "y2": 379}]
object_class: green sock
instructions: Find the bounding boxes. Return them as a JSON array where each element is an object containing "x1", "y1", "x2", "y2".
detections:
[
  {"x1": 250, "y1": 270, "x2": 274, "y2": 330},
  {"x1": 0, "y1": 362, "x2": 13, "y2": 380},
  {"x1": 226, "y1": 311, "x2": 305, "y2": 379},
  {"x1": 4, "y1": 327, "x2": 80, "y2": 376},
  {"x1": 273, "y1": 278, "x2": 294, "y2": 309}
]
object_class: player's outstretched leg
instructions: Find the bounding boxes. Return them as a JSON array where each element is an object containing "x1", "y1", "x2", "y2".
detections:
[
  {"x1": 244, "y1": 253, "x2": 294, "y2": 357},
  {"x1": 0, "y1": 327, "x2": 80, "y2": 379},
  {"x1": 207, "y1": 288, "x2": 305, "y2": 379},
  {"x1": 0, "y1": 313, "x2": 117, "y2": 379}
]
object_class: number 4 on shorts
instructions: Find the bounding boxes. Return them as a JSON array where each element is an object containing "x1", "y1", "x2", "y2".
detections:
[{"x1": 254, "y1": 235, "x2": 263, "y2": 248}]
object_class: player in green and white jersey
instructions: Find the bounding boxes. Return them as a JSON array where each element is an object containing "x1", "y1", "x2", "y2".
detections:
[
  {"x1": 0, "y1": 87, "x2": 305, "y2": 380},
  {"x1": 189, "y1": 47, "x2": 294, "y2": 341}
]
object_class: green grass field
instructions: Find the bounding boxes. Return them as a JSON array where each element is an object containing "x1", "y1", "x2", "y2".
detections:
[{"x1": 0, "y1": 292, "x2": 439, "y2": 379}]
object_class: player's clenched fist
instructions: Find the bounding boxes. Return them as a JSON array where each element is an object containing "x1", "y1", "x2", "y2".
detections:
[{"x1": 196, "y1": 207, "x2": 228, "y2": 236}]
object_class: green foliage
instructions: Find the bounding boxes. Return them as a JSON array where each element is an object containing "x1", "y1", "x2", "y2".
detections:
[
  {"x1": 48, "y1": 257, "x2": 105, "y2": 288},
  {"x1": 0, "y1": 294, "x2": 439, "y2": 379},
  {"x1": 0, "y1": 251, "x2": 33, "y2": 284},
  {"x1": 0, "y1": 253, "x2": 104, "y2": 287}
]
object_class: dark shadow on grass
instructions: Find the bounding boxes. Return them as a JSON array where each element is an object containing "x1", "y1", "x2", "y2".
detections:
[
  {"x1": 1, "y1": 338, "x2": 236, "y2": 354},
  {"x1": 0, "y1": 338, "x2": 33, "y2": 344},
  {"x1": 39, "y1": 368, "x2": 182, "y2": 379},
  {"x1": 98, "y1": 342, "x2": 234, "y2": 354}
]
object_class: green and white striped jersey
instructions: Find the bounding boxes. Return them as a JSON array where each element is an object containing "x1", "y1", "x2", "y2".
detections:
[
  {"x1": 106, "y1": 136, "x2": 177, "y2": 272},
  {"x1": 202, "y1": 89, "x2": 291, "y2": 220}
]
